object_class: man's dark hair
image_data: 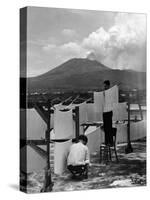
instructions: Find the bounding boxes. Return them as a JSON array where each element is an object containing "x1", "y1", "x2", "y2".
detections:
[
  {"x1": 103, "y1": 80, "x2": 110, "y2": 86},
  {"x1": 72, "y1": 138, "x2": 78, "y2": 143},
  {"x1": 78, "y1": 135, "x2": 88, "y2": 144}
]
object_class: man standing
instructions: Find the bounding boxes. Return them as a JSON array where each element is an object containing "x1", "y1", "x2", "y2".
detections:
[{"x1": 103, "y1": 80, "x2": 113, "y2": 146}]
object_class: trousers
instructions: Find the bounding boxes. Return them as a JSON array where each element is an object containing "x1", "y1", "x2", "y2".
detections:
[
  {"x1": 67, "y1": 164, "x2": 88, "y2": 178},
  {"x1": 103, "y1": 111, "x2": 113, "y2": 146}
]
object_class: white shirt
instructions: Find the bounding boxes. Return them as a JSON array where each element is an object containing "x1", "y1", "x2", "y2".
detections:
[
  {"x1": 67, "y1": 142, "x2": 90, "y2": 166},
  {"x1": 103, "y1": 85, "x2": 119, "y2": 113}
]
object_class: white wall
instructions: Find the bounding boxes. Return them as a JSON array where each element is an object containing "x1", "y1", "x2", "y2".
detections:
[{"x1": 20, "y1": 108, "x2": 47, "y2": 173}]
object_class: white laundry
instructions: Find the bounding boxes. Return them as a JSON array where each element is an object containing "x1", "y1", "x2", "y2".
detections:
[
  {"x1": 54, "y1": 109, "x2": 74, "y2": 139},
  {"x1": 113, "y1": 102, "x2": 128, "y2": 121},
  {"x1": 94, "y1": 92, "x2": 104, "y2": 121},
  {"x1": 73, "y1": 102, "x2": 88, "y2": 124},
  {"x1": 115, "y1": 123, "x2": 128, "y2": 144},
  {"x1": 104, "y1": 85, "x2": 119, "y2": 113},
  {"x1": 86, "y1": 127, "x2": 103, "y2": 154},
  {"x1": 54, "y1": 140, "x2": 72, "y2": 175},
  {"x1": 53, "y1": 103, "x2": 64, "y2": 110},
  {"x1": 69, "y1": 102, "x2": 87, "y2": 124},
  {"x1": 86, "y1": 103, "x2": 97, "y2": 122},
  {"x1": 130, "y1": 120, "x2": 146, "y2": 141},
  {"x1": 114, "y1": 120, "x2": 146, "y2": 144},
  {"x1": 79, "y1": 102, "x2": 88, "y2": 124},
  {"x1": 87, "y1": 86, "x2": 118, "y2": 122},
  {"x1": 64, "y1": 103, "x2": 75, "y2": 110}
]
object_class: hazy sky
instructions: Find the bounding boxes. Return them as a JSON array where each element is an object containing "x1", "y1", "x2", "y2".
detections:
[{"x1": 26, "y1": 7, "x2": 146, "y2": 77}]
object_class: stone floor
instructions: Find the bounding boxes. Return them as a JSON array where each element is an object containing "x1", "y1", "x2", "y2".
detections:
[{"x1": 21, "y1": 138, "x2": 146, "y2": 193}]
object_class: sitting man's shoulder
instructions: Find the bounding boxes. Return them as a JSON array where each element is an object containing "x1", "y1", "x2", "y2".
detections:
[{"x1": 80, "y1": 142, "x2": 88, "y2": 150}]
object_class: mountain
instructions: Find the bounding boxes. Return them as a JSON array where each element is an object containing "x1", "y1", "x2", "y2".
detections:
[
  {"x1": 34, "y1": 58, "x2": 110, "y2": 78},
  {"x1": 27, "y1": 58, "x2": 146, "y2": 92}
]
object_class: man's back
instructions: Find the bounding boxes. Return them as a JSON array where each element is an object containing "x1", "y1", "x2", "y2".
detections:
[{"x1": 67, "y1": 142, "x2": 89, "y2": 166}]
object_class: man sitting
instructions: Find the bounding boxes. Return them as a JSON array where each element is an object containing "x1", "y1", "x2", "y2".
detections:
[{"x1": 67, "y1": 135, "x2": 90, "y2": 179}]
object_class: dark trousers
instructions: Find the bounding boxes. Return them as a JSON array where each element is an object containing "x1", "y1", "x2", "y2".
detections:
[
  {"x1": 67, "y1": 164, "x2": 88, "y2": 178},
  {"x1": 103, "y1": 111, "x2": 113, "y2": 145}
]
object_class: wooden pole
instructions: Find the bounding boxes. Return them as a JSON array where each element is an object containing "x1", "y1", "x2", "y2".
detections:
[
  {"x1": 137, "y1": 91, "x2": 143, "y2": 120},
  {"x1": 138, "y1": 104, "x2": 143, "y2": 121},
  {"x1": 43, "y1": 100, "x2": 53, "y2": 192},
  {"x1": 125, "y1": 93, "x2": 133, "y2": 154},
  {"x1": 75, "y1": 106, "x2": 80, "y2": 140}
]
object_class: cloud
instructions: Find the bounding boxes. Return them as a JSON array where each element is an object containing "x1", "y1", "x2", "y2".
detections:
[
  {"x1": 40, "y1": 13, "x2": 146, "y2": 74},
  {"x1": 60, "y1": 42, "x2": 86, "y2": 57},
  {"x1": 82, "y1": 13, "x2": 146, "y2": 71},
  {"x1": 42, "y1": 42, "x2": 87, "y2": 64},
  {"x1": 61, "y1": 29, "x2": 77, "y2": 38},
  {"x1": 42, "y1": 44, "x2": 57, "y2": 51},
  {"x1": 82, "y1": 27, "x2": 110, "y2": 60}
]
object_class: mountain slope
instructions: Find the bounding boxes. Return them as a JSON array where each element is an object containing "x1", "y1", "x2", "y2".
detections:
[
  {"x1": 32, "y1": 58, "x2": 110, "y2": 79},
  {"x1": 27, "y1": 58, "x2": 146, "y2": 92}
]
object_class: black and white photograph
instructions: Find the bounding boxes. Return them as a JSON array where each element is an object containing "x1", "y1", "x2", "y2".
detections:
[{"x1": 20, "y1": 6, "x2": 146, "y2": 194}]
